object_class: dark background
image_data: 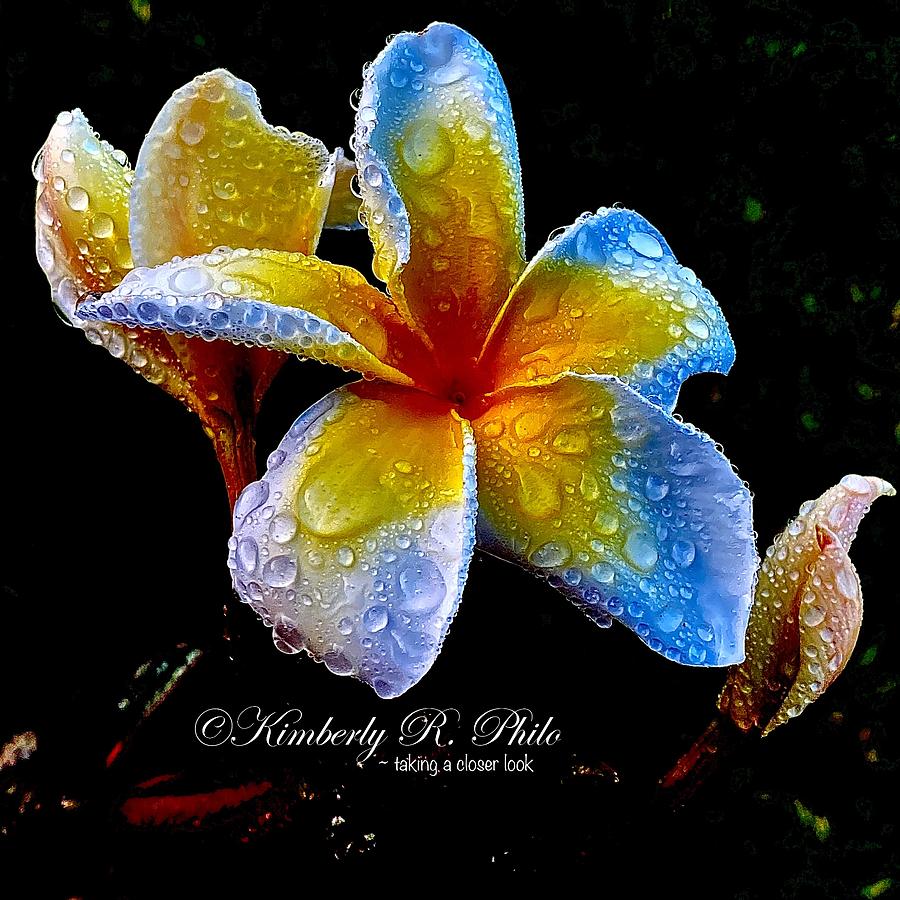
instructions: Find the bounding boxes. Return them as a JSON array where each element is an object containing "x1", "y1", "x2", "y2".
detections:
[{"x1": 2, "y1": 0, "x2": 899, "y2": 893}]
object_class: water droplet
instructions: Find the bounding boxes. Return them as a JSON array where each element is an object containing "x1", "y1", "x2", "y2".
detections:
[
  {"x1": 574, "y1": 226, "x2": 605, "y2": 263},
  {"x1": 644, "y1": 474, "x2": 669, "y2": 501},
  {"x1": 65, "y1": 186, "x2": 89, "y2": 212},
  {"x1": 513, "y1": 411, "x2": 547, "y2": 440},
  {"x1": 363, "y1": 605, "x2": 389, "y2": 633},
  {"x1": 591, "y1": 562, "x2": 615, "y2": 583},
  {"x1": 235, "y1": 480, "x2": 269, "y2": 518},
  {"x1": 802, "y1": 605, "x2": 826, "y2": 627},
  {"x1": 89, "y1": 213, "x2": 114, "y2": 239},
  {"x1": 237, "y1": 537, "x2": 258, "y2": 574},
  {"x1": 399, "y1": 558, "x2": 446, "y2": 612},
  {"x1": 656, "y1": 606, "x2": 683, "y2": 633},
  {"x1": 593, "y1": 510, "x2": 619, "y2": 535},
  {"x1": 624, "y1": 529, "x2": 658, "y2": 571},
  {"x1": 297, "y1": 466, "x2": 387, "y2": 538},
  {"x1": 273, "y1": 617, "x2": 305, "y2": 654},
  {"x1": 338, "y1": 617, "x2": 354, "y2": 635},
  {"x1": 402, "y1": 120, "x2": 454, "y2": 176},
  {"x1": 323, "y1": 650, "x2": 353, "y2": 675},
  {"x1": 610, "y1": 406, "x2": 651, "y2": 445},
  {"x1": 839, "y1": 474, "x2": 871, "y2": 495},
  {"x1": 262, "y1": 555, "x2": 297, "y2": 587},
  {"x1": 336, "y1": 546, "x2": 355, "y2": 567},
  {"x1": 552, "y1": 426, "x2": 590, "y2": 455},
  {"x1": 684, "y1": 316, "x2": 710, "y2": 340},
  {"x1": 136, "y1": 301, "x2": 159, "y2": 323},
  {"x1": 627, "y1": 231, "x2": 663, "y2": 258},
  {"x1": 179, "y1": 119, "x2": 206, "y2": 146},
  {"x1": 579, "y1": 471, "x2": 599, "y2": 501},
  {"x1": 363, "y1": 164, "x2": 383, "y2": 187},
  {"x1": 270, "y1": 512, "x2": 297, "y2": 543},
  {"x1": 671, "y1": 539, "x2": 696, "y2": 568},
  {"x1": 628, "y1": 231, "x2": 662, "y2": 259},
  {"x1": 835, "y1": 566, "x2": 858, "y2": 601},
  {"x1": 687, "y1": 644, "x2": 707, "y2": 664},
  {"x1": 513, "y1": 464, "x2": 560, "y2": 519},
  {"x1": 169, "y1": 266, "x2": 213, "y2": 296},
  {"x1": 530, "y1": 540, "x2": 572, "y2": 568}
]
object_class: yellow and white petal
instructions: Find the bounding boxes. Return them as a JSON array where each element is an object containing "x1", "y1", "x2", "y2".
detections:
[
  {"x1": 77, "y1": 250, "x2": 436, "y2": 388},
  {"x1": 719, "y1": 475, "x2": 895, "y2": 734},
  {"x1": 481, "y1": 208, "x2": 735, "y2": 410},
  {"x1": 473, "y1": 375, "x2": 757, "y2": 666},
  {"x1": 130, "y1": 69, "x2": 335, "y2": 266},
  {"x1": 228, "y1": 381, "x2": 477, "y2": 698},
  {"x1": 354, "y1": 22, "x2": 526, "y2": 365}
]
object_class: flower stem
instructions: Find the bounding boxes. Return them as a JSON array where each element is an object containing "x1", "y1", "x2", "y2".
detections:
[
  {"x1": 658, "y1": 713, "x2": 752, "y2": 808},
  {"x1": 209, "y1": 421, "x2": 258, "y2": 513},
  {"x1": 208, "y1": 419, "x2": 258, "y2": 658}
]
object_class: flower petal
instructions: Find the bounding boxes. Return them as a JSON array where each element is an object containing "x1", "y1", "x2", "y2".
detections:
[
  {"x1": 130, "y1": 69, "x2": 335, "y2": 267},
  {"x1": 323, "y1": 149, "x2": 363, "y2": 230},
  {"x1": 229, "y1": 381, "x2": 477, "y2": 698},
  {"x1": 480, "y1": 208, "x2": 735, "y2": 410},
  {"x1": 34, "y1": 109, "x2": 288, "y2": 506},
  {"x1": 473, "y1": 375, "x2": 756, "y2": 665},
  {"x1": 719, "y1": 475, "x2": 895, "y2": 734},
  {"x1": 34, "y1": 109, "x2": 207, "y2": 409},
  {"x1": 35, "y1": 110, "x2": 134, "y2": 313},
  {"x1": 354, "y1": 22, "x2": 526, "y2": 364},
  {"x1": 77, "y1": 250, "x2": 435, "y2": 388}
]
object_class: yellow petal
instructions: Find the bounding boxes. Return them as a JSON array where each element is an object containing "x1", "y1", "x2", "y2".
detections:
[
  {"x1": 77, "y1": 250, "x2": 436, "y2": 389},
  {"x1": 229, "y1": 380, "x2": 477, "y2": 698},
  {"x1": 34, "y1": 110, "x2": 288, "y2": 505},
  {"x1": 323, "y1": 149, "x2": 362, "y2": 230},
  {"x1": 480, "y1": 208, "x2": 735, "y2": 410},
  {"x1": 130, "y1": 69, "x2": 335, "y2": 266},
  {"x1": 719, "y1": 474, "x2": 895, "y2": 734},
  {"x1": 34, "y1": 109, "x2": 208, "y2": 406},
  {"x1": 354, "y1": 23, "x2": 526, "y2": 368},
  {"x1": 35, "y1": 110, "x2": 134, "y2": 308},
  {"x1": 473, "y1": 374, "x2": 756, "y2": 666}
]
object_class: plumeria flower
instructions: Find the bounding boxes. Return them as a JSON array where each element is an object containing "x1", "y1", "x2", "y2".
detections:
[
  {"x1": 719, "y1": 474, "x2": 894, "y2": 734},
  {"x1": 34, "y1": 70, "x2": 360, "y2": 507},
  {"x1": 76, "y1": 22, "x2": 757, "y2": 698}
]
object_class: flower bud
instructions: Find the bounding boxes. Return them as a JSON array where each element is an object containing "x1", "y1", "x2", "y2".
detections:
[{"x1": 719, "y1": 475, "x2": 893, "y2": 735}]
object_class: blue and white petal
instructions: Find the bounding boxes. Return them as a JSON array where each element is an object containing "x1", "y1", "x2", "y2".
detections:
[{"x1": 483, "y1": 208, "x2": 735, "y2": 411}]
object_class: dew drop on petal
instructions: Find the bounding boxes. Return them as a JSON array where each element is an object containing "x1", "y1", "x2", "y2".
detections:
[
  {"x1": 262, "y1": 555, "x2": 296, "y2": 587},
  {"x1": 235, "y1": 480, "x2": 269, "y2": 518},
  {"x1": 363, "y1": 605, "x2": 389, "y2": 633},
  {"x1": 627, "y1": 231, "x2": 663, "y2": 259},
  {"x1": 624, "y1": 529, "x2": 658, "y2": 571},
  {"x1": 269, "y1": 512, "x2": 297, "y2": 543},
  {"x1": 530, "y1": 540, "x2": 572, "y2": 568}
]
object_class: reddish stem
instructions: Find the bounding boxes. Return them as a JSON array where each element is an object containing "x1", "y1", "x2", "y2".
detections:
[
  {"x1": 208, "y1": 420, "x2": 258, "y2": 655},
  {"x1": 658, "y1": 713, "x2": 753, "y2": 808},
  {"x1": 210, "y1": 424, "x2": 258, "y2": 513}
]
